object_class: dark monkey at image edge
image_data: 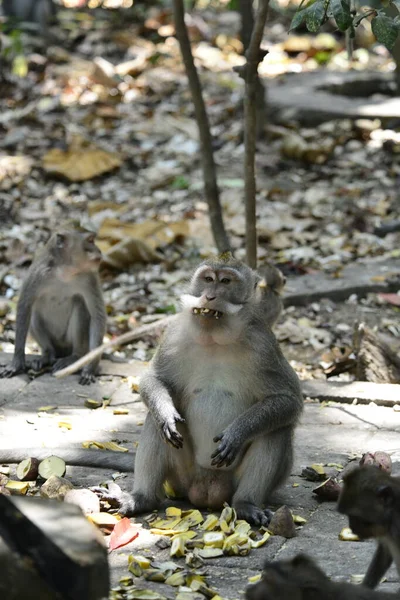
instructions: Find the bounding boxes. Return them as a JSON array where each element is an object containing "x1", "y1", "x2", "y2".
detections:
[{"x1": 110, "y1": 257, "x2": 303, "y2": 526}]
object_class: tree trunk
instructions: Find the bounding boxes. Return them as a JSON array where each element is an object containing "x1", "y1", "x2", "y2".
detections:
[
  {"x1": 172, "y1": 0, "x2": 230, "y2": 253},
  {"x1": 236, "y1": 0, "x2": 269, "y2": 268}
]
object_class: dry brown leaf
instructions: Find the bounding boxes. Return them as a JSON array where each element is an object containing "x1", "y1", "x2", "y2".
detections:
[{"x1": 42, "y1": 137, "x2": 122, "y2": 182}]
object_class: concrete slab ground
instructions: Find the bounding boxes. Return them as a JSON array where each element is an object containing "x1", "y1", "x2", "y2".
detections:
[{"x1": 0, "y1": 351, "x2": 399, "y2": 598}]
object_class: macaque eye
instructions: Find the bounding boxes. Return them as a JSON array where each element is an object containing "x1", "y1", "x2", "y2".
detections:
[
  {"x1": 204, "y1": 276, "x2": 214, "y2": 283},
  {"x1": 221, "y1": 278, "x2": 231, "y2": 284}
]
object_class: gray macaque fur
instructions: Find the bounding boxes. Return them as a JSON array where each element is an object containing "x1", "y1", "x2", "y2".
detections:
[
  {"x1": 0, "y1": 231, "x2": 106, "y2": 385},
  {"x1": 246, "y1": 554, "x2": 399, "y2": 600},
  {"x1": 338, "y1": 466, "x2": 400, "y2": 590},
  {"x1": 119, "y1": 257, "x2": 303, "y2": 526}
]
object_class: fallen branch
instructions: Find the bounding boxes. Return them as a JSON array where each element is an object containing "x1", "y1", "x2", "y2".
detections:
[{"x1": 54, "y1": 315, "x2": 175, "y2": 379}]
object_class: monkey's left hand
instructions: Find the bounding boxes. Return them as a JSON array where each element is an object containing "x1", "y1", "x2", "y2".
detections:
[{"x1": 211, "y1": 427, "x2": 242, "y2": 467}]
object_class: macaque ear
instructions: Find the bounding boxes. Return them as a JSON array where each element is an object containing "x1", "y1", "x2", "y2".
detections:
[
  {"x1": 55, "y1": 233, "x2": 66, "y2": 248},
  {"x1": 377, "y1": 484, "x2": 394, "y2": 507}
]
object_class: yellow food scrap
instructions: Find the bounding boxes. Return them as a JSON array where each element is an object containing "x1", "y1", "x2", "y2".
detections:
[
  {"x1": 128, "y1": 555, "x2": 151, "y2": 569},
  {"x1": 58, "y1": 420, "x2": 72, "y2": 430},
  {"x1": 195, "y1": 548, "x2": 224, "y2": 559},
  {"x1": 235, "y1": 520, "x2": 251, "y2": 535},
  {"x1": 173, "y1": 510, "x2": 203, "y2": 531},
  {"x1": 151, "y1": 517, "x2": 181, "y2": 530},
  {"x1": 166, "y1": 506, "x2": 182, "y2": 518},
  {"x1": 170, "y1": 536, "x2": 186, "y2": 558},
  {"x1": 165, "y1": 572, "x2": 186, "y2": 586},
  {"x1": 82, "y1": 441, "x2": 129, "y2": 452},
  {"x1": 144, "y1": 570, "x2": 166, "y2": 583},
  {"x1": 292, "y1": 515, "x2": 307, "y2": 524},
  {"x1": 310, "y1": 463, "x2": 326, "y2": 475},
  {"x1": 248, "y1": 575, "x2": 262, "y2": 584},
  {"x1": 250, "y1": 531, "x2": 270, "y2": 548},
  {"x1": 5, "y1": 480, "x2": 30, "y2": 495},
  {"x1": 203, "y1": 532, "x2": 225, "y2": 548},
  {"x1": 38, "y1": 406, "x2": 56, "y2": 412},
  {"x1": 87, "y1": 512, "x2": 119, "y2": 528},
  {"x1": 84, "y1": 399, "x2": 102, "y2": 409},
  {"x1": 200, "y1": 514, "x2": 219, "y2": 531},
  {"x1": 128, "y1": 375, "x2": 141, "y2": 392},
  {"x1": 292, "y1": 483, "x2": 300, "y2": 487},
  {"x1": 163, "y1": 480, "x2": 176, "y2": 498},
  {"x1": 339, "y1": 527, "x2": 360, "y2": 542},
  {"x1": 113, "y1": 408, "x2": 129, "y2": 415},
  {"x1": 171, "y1": 531, "x2": 197, "y2": 542}
]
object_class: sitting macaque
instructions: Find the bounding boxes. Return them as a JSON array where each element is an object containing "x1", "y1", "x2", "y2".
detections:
[
  {"x1": 338, "y1": 466, "x2": 400, "y2": 589},
  {"x1": 1, "y1": 0, "x2": 57, "y2": 36},
  {"x1": 246, "y1": 554, "x2": 398, "y2": 600},
  {"x1": 257, "y1": 263, "x2": 286, "y2": 328},
  {"x1": 0, "y1": 231, "x2": 106, "y2": 385},
  {"x1": 103, "y1": 255, "x2": 303, "y2": 525}
]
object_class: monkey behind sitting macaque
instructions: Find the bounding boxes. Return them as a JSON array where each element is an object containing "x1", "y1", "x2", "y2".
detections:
[
  {"x1": 0, "y1": 231, "x2": 106, "y2": 385},
  {"x1": 257, "y1": 263, "x2": 286, "y2": 328},
  {"x1": 246, "y1": 554, "x2": 398, "y2": 600},
  {"x1": 102, "y1": 256, "x2": 302, "y2": 525},
  {"x1": 2, "y1": 0, "x2": 57, "y2": 36},
  {"x1": 338, "y1": 466, "x2": 400, "y2": 590}
]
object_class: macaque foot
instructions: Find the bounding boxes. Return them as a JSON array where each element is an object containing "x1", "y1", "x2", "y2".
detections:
[
  {"x1": 78, "y1": 368, "x2": 96, "y2": 385},
  {"x1": 52, "y1": 355, "x2": 79, "y2": 373},
  {"x1": 234, "y1": 501, "x2": 274, "y2": 527},
  {"x1": 91, "y1": 484, "x2": 159, "y2": 516},
  {"x1": 30, "y1": 354, "x2": 55, "y2": 372},
  {"x1": 0, "y1": 362, "x2": 26, "y2": 378}
]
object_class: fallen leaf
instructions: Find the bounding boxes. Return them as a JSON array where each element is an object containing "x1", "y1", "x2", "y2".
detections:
[
  {"x1": 109, "y1": 517, "x2": 140, "y2": 550},
  {"x1": 378, "y1": 293, "x2": 400, "y2": 306}
]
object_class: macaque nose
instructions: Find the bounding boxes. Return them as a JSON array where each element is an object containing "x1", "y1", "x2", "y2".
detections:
[{"x1": 206, "y1": 295, "x2": 216, "y2": 301}]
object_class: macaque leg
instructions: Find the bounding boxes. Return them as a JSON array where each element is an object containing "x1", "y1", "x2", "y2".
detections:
[
  {"x1": 121, "y1": 414, "x2": 193, "y2": 516},
  {"x1": 30, "y1": 312, "x2": 57, "y2": 371},
  {"x1": 233, "y1": 428, "x2": 293, "y2": 527},
  {"x1": 188, "y1": 469, "x2": 234, "y2": 510},
  {"x1": 51, "y1": 298, "x2": 89, "y2": 373},
  {"x1": 363, "y1": 544, "x2": 393, "y2": 589}
]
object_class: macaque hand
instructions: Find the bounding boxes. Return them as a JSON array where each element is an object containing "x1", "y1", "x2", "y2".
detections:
[
  {"x1": 211, "y1": 426, "x2": 242, "y2": 467},
  {"x1": 160, "y1": 410, "x2": 185, "y2": 449},
  {"x1": 91, "y1": 483, "x2": 134, "y2": 515}
]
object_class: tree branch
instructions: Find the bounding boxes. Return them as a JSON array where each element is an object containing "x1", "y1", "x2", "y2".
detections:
[{"x1": 172, "y1": 0, "x2": 230, "y2": 253}]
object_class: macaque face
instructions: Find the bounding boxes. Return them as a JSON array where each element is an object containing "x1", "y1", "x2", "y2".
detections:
[
  {"x1": 181, "y1": 262, "x2": 258, "y2": 323},
  {"x1": 51, "y1": 232, "x2": 102, "y2": 275}
]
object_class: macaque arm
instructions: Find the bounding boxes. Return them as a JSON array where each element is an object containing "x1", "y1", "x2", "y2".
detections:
[
  {"x1": 363, "y1": 543, "x2": 393, "y2": 589},
  {"x1": 82, "y1": 277, "x2": 107, "y2": 372},
  {"x1": 0, "y1": 448, "x2": 135, "y2": 471},
  {"x1": 140, "y1": 370, "x2": 184, "y2": 449},
  {"x1": 212, "y1": 393, "x2": 302, "y2": 467}
]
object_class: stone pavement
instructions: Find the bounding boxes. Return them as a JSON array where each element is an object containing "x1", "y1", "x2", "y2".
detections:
[{"x1": 0, "y1": 351, "x2": 399, "y2": 597}]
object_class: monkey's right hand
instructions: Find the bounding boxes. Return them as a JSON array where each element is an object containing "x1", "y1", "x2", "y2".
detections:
[
  {"x1": 160, "y1": 410, "x2": 185, "y2": 449},
  {"x1": 0, "y1": 359, "x2": 26, "y2": 378}
]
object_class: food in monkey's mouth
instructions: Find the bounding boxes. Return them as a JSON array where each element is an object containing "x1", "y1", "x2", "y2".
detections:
[{"x1": 192, "y1": 308, "x2": 223, "y2": 319}]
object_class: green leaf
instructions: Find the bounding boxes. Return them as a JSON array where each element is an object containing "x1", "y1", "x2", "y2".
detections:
[
  {"x1": 330, "y1": 0, "x2": 353, "y2": 31},
  {"x1": 305, "y1": 0, "x2": 326, "y2": 33},
  {"x1": 371, "y1": 14, "x2": 399, "y2": 50},
  {"x1": 290, "y1": 9, "x2": 306, "y2": 30}
]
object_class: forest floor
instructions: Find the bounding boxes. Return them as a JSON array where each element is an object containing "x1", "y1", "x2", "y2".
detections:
[{"x1": 1, "y1": 2, "x2": 400, "y2": 597}]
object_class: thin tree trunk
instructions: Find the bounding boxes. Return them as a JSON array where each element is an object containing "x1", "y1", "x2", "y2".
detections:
[
  {"x1": 172, "y1": 0, "x2": 230, "y2": 253},
  {"x1": 238, "y1": 0, "x2": 266, "y2": 139},
  {"x1": 236, "y1": 0, "x2": 269, "y2": 268}
]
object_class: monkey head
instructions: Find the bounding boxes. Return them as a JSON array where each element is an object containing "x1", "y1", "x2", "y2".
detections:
[
  {"x1": 246, "y1": 555, "x2": 325, "y2": 600},
  {"x1": 338, "y1": 466, "x2": 398, "y2": 539},
  {"x1": 180, "y1": 257, "x2": 261, "y2": 326},
  {"x1": 48, "y1": 231, "x2": 102, "y2": 278}
]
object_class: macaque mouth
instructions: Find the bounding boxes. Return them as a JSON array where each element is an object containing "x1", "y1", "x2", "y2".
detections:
[{"x1": 192, "y1": 308, "x2": 223, "y2": 319}]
